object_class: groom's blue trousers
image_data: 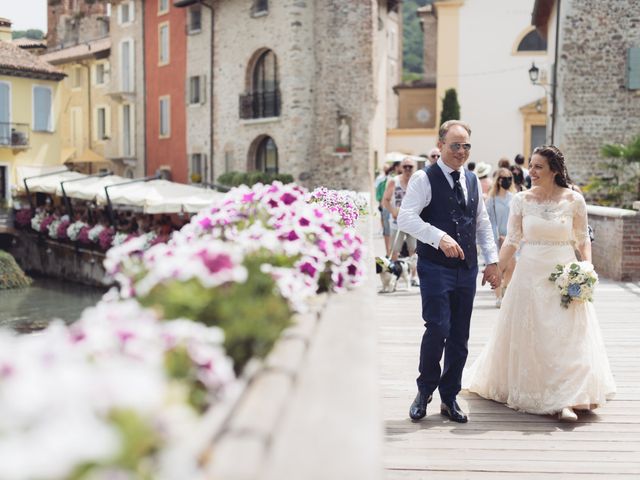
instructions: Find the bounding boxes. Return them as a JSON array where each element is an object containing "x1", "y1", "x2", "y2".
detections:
[{"x1": 416, "y1": 257, "x2": 477, "y2": 403}]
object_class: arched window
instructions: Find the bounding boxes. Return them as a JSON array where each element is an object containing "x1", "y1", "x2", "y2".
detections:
[
  {"x1": 240, "y1": 49, "x2": 281, "y2": 119},
  {"x1": 517, "y1": 28, "x2": 547, "y2": 52},
  {"x1": 255, "y1": 136, "x2": 278, "y2": 174}
]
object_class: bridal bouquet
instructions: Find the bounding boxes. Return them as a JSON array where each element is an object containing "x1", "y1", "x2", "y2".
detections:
[{"x1": 549, "y1": 261, "x2": 598, "y2": 308}]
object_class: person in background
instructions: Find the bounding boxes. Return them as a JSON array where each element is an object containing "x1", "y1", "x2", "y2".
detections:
[
  {"x1": 475, "y1": 162, "x2": 493, "y2": 199},
  {"x1": 514, "y1": 154, "x2": 531, "y2": 188},
  {"x1": 467, "y1": 161, "x2": 476, "y2": 174},
  {"x1": 383, "y1": 156, "x2": 419, "y2": 285},
  {"x1": 510, "y1": 165, "x2": 527, "y2": 192},
  {"x1": 498, "y1": 158, "x2": 511, "y2": 170},
  {"x1": 375, "y1": 163, "x2": 394, "y2": 257},
  {"x1": 427, "y1": 148, "x2": 441, "y2": 165},
  {"x1": 486, "y1": 168, "x2": 516, "y2": 307}
]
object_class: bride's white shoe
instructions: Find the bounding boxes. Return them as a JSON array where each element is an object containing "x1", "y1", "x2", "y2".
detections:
[{"x1": 558, "y1": 407, "x2": 578, "y2": 422}]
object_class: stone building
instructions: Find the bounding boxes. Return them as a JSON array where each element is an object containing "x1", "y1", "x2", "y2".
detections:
[
  {"x1": 209, "y1": 0, "x2": 400, "y2": 191},
  {"x1": 46, "y1": 0, "x2": 110, "y2": 50},
  {"x1": 532, "y1": 0, "x2": 640, "y2": 183}
]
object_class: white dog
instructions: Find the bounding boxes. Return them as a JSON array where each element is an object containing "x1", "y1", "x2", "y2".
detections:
[{"x1": 376, "y1": 255, "x2": 415, "y2": 293}]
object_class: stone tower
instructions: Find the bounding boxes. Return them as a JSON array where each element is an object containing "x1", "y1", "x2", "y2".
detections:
[{"x1": 47, "y1": 0, "x2": 109, "y2": 49}]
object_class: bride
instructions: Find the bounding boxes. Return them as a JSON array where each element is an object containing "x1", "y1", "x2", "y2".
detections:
[{"x1": 465, "y1": 145, "x2": 616, "y2": 421}]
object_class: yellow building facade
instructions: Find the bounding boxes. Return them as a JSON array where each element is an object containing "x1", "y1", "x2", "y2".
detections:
[
  {"x1": 0, "y1": 18, "x2": 65, "y2": 204},
  {"x1": 41, "y1": 38, "x2": 116, "y2": 176}
]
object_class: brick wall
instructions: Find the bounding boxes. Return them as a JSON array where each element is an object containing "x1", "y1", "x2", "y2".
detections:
[{"x1": 588, "y1": 205, "x2": 640, "y2": 281}]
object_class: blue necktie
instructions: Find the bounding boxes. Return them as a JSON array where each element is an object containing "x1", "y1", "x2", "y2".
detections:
[{"x1": 450, "y1": 170, "x2": 466, "y2": 210}]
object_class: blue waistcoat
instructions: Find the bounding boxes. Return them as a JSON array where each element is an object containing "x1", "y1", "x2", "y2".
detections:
[{"x1": 416, "y1": 164, "x2": 479, "y2": 269}]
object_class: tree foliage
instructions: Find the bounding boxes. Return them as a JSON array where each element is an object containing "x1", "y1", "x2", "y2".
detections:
[
  {"x1": 11, "y1": 29, "x2": 45, "y2": 40},
  {"x1": 440, "y1": 88, "x2": 461, "y2": 125},
  {"x1": 402, "y1": 0, "x2": 432, "y2": 77},
  {"x1": 583, "y1": 136, "x2": 640, "y2": 209}
]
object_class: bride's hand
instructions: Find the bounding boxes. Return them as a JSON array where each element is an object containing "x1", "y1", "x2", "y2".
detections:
[{"x1": 482, "y1": 263, "x2": 501, "y2": 289}]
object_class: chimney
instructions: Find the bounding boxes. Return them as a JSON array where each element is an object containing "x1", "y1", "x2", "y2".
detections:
[{"x1": 0, "y1": 18, "x2": 12, "y2": 43}]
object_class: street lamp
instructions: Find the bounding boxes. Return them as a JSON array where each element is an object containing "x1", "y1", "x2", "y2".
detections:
[{"x1": 528, "y1": 62, "x2": 540, "y2": 84}]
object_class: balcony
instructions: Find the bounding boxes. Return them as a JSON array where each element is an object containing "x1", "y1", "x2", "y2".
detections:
[
  {"x1": 239, "y1": 90, "x2": 281, "y2": 120},
  {"x1": 0, "y1": 122, "x2": 30, "y2": 149}
]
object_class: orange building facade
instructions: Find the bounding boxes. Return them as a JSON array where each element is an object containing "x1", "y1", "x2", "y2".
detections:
[{"x1": 144, "y1": 0, "x2": 187, "y2": 182}]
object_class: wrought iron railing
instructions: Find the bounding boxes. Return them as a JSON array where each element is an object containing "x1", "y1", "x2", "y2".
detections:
[
  {"x1": 239, "y1": 90, "x2": 281, "y2": 119},
  {"x1": 0, "y1": 122, "x2": 30, "y2": 148}
]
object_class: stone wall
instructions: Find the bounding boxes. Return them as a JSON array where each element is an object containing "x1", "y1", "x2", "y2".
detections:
[
  {"x1": 212, "y1": 0, "x2": 387, "y2": 191},
  {"x1": 588, "y1": 205, "x2": 640, "y2": 282},
  {"x1": 556, "y1": 0, "x2": 640, "y2": 184},
  {"x1": 10, "y1": 232, "x2": 108, "y2": 287}
]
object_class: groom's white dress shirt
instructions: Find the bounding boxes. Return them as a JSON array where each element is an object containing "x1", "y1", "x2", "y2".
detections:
[{"x1": 397, "y1": 158, "x2": 499, "y2": 265}]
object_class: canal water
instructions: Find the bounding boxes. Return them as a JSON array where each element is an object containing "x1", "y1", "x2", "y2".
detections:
[{"x1": 0, "y1": 276, "x2": 106, "y2": 332}]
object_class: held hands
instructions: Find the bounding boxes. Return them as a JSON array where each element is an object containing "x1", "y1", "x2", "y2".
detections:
[
  {"x1": 438, "y1": 234, "x2": 465, "y2": 260},
  {"x1": 482, "y1": 263, "x2": 502, "y2": 290}
]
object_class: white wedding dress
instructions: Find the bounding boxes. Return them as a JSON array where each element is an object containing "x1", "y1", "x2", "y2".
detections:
[{"x1": 465, "y1": 190, "x2": 616, "y2": 414}]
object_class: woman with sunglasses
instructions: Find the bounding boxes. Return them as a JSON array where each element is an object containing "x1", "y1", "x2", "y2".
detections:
[
  {"x1": 486, "y1": 168, "x2": 516, "y2": 307},
  {"x1": 382, "y1": 157, "x2": 419, "y2": 285}
]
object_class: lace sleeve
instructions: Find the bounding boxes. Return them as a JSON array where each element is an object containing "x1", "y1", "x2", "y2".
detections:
[
  {"x1": 504, "y1": 193, "x2": 523, "y2": 248},
  {"x1": 572, "y1": 193, "x2": 590, "y2": 248}
]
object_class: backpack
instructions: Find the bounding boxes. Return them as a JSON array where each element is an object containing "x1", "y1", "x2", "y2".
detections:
[{"x1": 375, "y1": 177, "x2": 387, "y2": 203}]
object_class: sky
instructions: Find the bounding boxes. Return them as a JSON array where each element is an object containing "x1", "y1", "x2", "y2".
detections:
[{"x1": 1, "y1": 0, "x2": 48, "y2": 32}]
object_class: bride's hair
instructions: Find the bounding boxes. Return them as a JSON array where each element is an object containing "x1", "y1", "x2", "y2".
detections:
[{"x1": 532, "y1": 145, "x2": 573, "y2": 188}]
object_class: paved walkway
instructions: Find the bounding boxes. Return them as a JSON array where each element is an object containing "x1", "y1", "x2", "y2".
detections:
[{"x1": 376, "y1": 248, "x2": 640, "y2": 478}]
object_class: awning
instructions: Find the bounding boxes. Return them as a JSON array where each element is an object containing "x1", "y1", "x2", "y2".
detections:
[
  {"x1": 93, "y1": 178, "x2": 221, "y2": 213},
  {"x1": 67, "y1": 148, "x2": 110, "y2": 164},
  {"x1": 23, "y1": 169, "x2": 86, "y2": 195},
  {"x1": 16, "y1": 168, "x2": 221, "y2": 214},
  {"x1": 59, "y1": 147, "x2": 76, "y2": 164},
  {"x1": 55, "y1": 174, "x2": 128, "y2": 201}
]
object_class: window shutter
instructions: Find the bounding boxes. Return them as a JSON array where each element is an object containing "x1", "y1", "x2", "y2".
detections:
[
  {"x1": 200, "y1": 75, "x2": 206, "y2": 104},
  {"x1": 105, "y1": 105, "x2": 112, "y2": 138},
  {"x1": 33, "y1": 86, "x2": 52, "y2": 132},
  {"x1": 627, "y1": 47, "x2": 640, "y2": 90},
  {"x1": 129, "y1": 1, "x2": 135, "y2": 22}
]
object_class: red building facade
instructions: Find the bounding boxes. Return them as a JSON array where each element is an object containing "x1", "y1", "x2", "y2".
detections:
[{"x1": 144, "y1": 0, "x2": 187, "y2": 182}]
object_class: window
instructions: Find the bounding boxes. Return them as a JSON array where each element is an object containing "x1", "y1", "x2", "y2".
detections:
[
  {"x1": 94, "y1": 62, "x2": 108, "y2": 86},
  {"x1": 120, "y1": 39, "x2": 134, "y2": 92},
  {"x1": 33, "y1": 86, "x2": 53, "y2": 132},
  {"x1": 240, "y1": 49, "x2": 280, "y2": 119},
  {"x1": 188, "y1": 75, "x2": 206, "y2": 105},
  {"x1": 255, "y1": 136, "x2": 278, "y2": 174},
  {"x1": 190, "y1": 154, "x2": 206, "y2": 183},
  {"x1": 118, "y1": 1, "x2": 134, "y2": 24},
  {"x1": 159, "y1": 23, "x2": 169, "y2": 65},
  {"x1": 188, "y1": 5, "x2": 202, "y2": 33},
  {"x1": 159, "y1": 96, "x2": 170, "y2": 138},
  {"x1": 158, "y1": 0, "x2": 169, "y2": 15},
  {"x1": 516, "y1": 28, "x2": 547, "y2": 52},
  {"x1": 122, "y1": 104, "x2": 134, "y2": 157},
  {"x1": 0, "y1": 82, "x2": 11, "y2": 146},
  {"x1": 251, "y1": 0, "x2": 268, "y2": 16},
  {"x1": 72, "y1": 66, "x2": 82, "y2": 89},
  {"x1": 96, "y1": 106, "x2": 108, "y2": 140},
  {"x1": 627, "y1": 47, "x2": 640, "y2": 90}
]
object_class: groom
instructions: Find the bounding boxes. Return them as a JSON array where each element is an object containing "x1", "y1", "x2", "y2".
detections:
[{"x1": 397, "y1": 120, "x2": 501, "y2": 423}]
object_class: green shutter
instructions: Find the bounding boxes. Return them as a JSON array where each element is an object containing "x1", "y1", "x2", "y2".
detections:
[{"x1": 627, "y1": 47, "x2": 640, "y2": 90}]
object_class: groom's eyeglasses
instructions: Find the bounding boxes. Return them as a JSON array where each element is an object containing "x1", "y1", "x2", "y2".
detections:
[{"x1": 446, "y1": 142, "x2": 472, "y2": 152}]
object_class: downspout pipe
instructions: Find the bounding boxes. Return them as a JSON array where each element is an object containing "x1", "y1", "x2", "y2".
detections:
[{"x1": 551, "y1": 0, "x2": 561, "y2": 144}]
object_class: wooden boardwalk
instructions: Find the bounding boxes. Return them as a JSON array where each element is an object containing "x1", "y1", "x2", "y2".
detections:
[{"x1": 376, "y1": 267, "x2": 640, "y2": 479}]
